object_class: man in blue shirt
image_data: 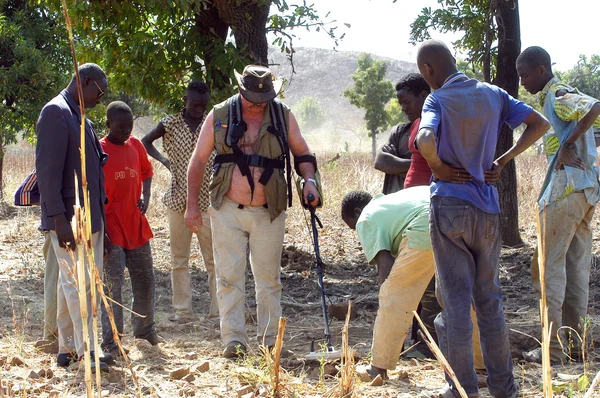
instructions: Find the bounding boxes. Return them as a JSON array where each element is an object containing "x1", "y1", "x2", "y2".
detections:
[{"x1": 415, "y1": 40, "x2": 550, "y2": 398}]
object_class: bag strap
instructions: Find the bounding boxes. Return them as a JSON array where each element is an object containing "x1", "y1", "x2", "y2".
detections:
[{"x1": 268, "y1": 99, "x2": 293, "y2": 207}]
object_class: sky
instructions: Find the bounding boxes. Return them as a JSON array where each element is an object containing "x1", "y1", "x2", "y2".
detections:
[{"x1": 270, "y1": 0, "x2": 599, "y2": 71}]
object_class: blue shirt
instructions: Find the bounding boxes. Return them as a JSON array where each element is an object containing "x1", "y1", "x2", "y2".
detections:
[{"x1": 420, "y1": 73, "x2": 533, "y2": 214}]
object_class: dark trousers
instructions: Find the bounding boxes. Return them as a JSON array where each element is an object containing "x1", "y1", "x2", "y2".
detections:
[
  {"x1": 430, "y1": 196, "x2": 515, "y2": 398},
  {"x1": 101, "y1": 242, "x2": 156, "y2": 350}
]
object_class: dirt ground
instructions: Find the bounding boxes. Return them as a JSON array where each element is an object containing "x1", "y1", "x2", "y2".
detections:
[{"x1": 1, "y1": 151, "x2": 600, "y2": 397}]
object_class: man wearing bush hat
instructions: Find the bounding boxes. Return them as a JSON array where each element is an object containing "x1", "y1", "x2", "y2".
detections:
[{"x1": 185, "y1": 64, "x2": 322, "y2": 358}]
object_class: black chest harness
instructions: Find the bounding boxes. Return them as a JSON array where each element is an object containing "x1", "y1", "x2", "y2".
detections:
[{"x1": 214, "y1": 94, "x2": 293, "y2": 206}]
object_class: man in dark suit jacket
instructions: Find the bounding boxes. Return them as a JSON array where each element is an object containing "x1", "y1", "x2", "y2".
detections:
[{"x1": 35, "y1": 63, "x2": 112, "y2": 371}]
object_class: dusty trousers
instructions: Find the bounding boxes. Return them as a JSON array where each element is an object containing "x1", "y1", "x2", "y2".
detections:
[
  {"x1": 532, "y1": 173, "x2": 595, "y2": 362},
  {"x1": 430, "y1": 196, "x2": 515, "y2": 398},
  {"x1": 101, "y1": 242, "x2": 156, "y2": 350},
  {"x1": 371, "y1": 238, "x2": 484, "y2": 371},
  {"x1": 43, "y1": 231, "x2": 59, "y2": 341},
  {"x1": 51, "y1": 228, "x2": 103, "y2": 356},
  {"x1": 209, "y1": 198, "x2": 286, "y2": 347},
  {"x1": 168, "y1": 208, "x2": 218, "y2": 320}
]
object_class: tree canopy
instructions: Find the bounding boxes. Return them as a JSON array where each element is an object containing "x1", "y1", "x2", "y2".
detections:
[
  {"x1": 0, "y1": 0, "x2": 71, "y2": 195},
  {"x1": 558, "y1": 54, "x2": 600, "y2": 100},
  {"x1": 344, "y1": 53, "x2": 394, "y2": 157},
  {"x1": 53, "y1": 0, "x2": 339, "y2": 112},
  {"x1": 294, "y1": 96, "x2": 325, "y2": 132}
]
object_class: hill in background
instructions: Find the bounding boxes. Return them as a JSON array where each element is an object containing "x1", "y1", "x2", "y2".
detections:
[{"x1": 268, "y1": 46, "x2": 417, "y2": 153}]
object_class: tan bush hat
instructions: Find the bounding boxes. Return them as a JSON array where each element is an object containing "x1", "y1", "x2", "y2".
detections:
[{"x1": 234, "y1": 64, "x2": 282, "y2": 103}]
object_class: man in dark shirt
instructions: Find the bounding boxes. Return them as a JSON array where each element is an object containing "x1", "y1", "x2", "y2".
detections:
[{"x1": 375, "y1": 77, "x2": 422, "y2": 194}]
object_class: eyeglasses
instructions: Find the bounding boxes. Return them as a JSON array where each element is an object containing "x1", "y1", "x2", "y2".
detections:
[
  {"x1": 248, "y1": 101, "x2": 267, "y2": 109},
  {"x1": 92, "y1": 80, "x2": 105, "y2": 99}
]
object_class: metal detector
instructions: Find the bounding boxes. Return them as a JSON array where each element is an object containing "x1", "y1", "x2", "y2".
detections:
[{"x1": 304, "y1": 193, "x2": 342, "y2": 361}]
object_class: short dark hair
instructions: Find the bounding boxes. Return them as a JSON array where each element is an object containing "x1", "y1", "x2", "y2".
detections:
[
  {"x1": 187, "y1": 80, "x2": 209, "y2": 95},
  {"x1": 517, "y1": 46, "x2": 552, "y2": 70},
  {"x1": 341, "y1": 190, "x2": 373, "y2": 218},
  {"x1": 106, "y1": 101, "x2": 132, "y2": 121},
  {"x1": 74, "y1": 63, "x2": 106, "y2": 83},
  {"x1": 396, "y1": 73, "x2": 431, "y2": 96}
]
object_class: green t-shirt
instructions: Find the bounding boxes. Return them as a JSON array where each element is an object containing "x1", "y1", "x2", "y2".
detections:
[{"x1": 356, "y1": 185, "x2": 431, "y2": 264}]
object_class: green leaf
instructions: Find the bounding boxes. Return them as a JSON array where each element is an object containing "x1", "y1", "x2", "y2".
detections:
[{"x1": 577, "y1": 374, "x2": 590, "y2": 392}]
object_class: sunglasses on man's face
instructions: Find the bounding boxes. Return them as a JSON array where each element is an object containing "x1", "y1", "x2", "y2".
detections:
[{"x1": 92, "y1": 80, "x2": 105, "y2": 99}]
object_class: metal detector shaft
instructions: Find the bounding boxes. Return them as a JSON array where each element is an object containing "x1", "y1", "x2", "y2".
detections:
[{"x1": 307, "y1": 193, "x2": 333, "y2": 348}]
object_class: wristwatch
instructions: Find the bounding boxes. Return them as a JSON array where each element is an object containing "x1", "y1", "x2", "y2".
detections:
[{"x1": 305, "y1": 178, "x2": 317, "y2": 185}]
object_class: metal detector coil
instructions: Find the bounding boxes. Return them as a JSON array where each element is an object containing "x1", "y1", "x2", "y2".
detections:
[{"x1": 305, "y1": 193, "x2": 342, "y2": 361}]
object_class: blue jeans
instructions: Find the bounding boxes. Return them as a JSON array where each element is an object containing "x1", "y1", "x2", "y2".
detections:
[
  {"x1": 430, "y1": 196, "x2": 515, "y2": 398},
  {"x1": 101, "y1": 242, "x2": 156, "y2": 350}
]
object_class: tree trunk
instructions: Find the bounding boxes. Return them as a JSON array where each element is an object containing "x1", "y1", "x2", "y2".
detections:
[
  {"x1": 493, "y1": 0, "x2": 522, "y2": 246},
  {"x1": 215, "y1": 0, "x2": 271, "y2": 65},
  {"x1": 371, "y1": 129, "x2": 377, "y2": 158},
  {"x1": 0, "y1": 133, "x2": 4, "y2": 200},
  {"x1": 193, "y1": 4, "x2": 230, "y2": 94}
]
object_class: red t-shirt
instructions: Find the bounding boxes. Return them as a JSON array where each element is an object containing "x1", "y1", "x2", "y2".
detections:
[
  {"x1": 404, "y1": 118, "x2": 433, "y2": 188},
  {"x1": 100, "y1": 136, "x2": 154, "y2": 250}
]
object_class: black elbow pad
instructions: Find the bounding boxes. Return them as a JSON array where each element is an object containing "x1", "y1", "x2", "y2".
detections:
[{"x1": 294, "y1": 154, "x2": 317, "y2": 175}]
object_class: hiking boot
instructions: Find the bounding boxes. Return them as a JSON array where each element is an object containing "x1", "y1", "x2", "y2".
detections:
[
  {"x1": 422, "y1": 383, "x2": 480, "y2": 398},
  {"x1": 402, "y1": 344, "x2": 435, "y2": 360},
  {"x1": 222, "y1": 341, "x2": 246, "y2": 359},
  {"x1": 91, "y1": 351, "x2": 115, "y2": 366},
  {"x1": 137, "y1": 332, "x2": 161, "y2": 346},
  {"x1": 355, "y1": 363, "x2": 388, "y2": 382},
  {"x1": 35, "y1": 339, "x2": 59, "y2": 354},
  {"x1": 265, "y1": 345, "x2": 295, "y2": 359},
  {"x1": 57, "y1": 353, "x2": 77, "y2": 367},
  {"x1": 105, "y1": 345, "x2": 130, "y2": 358},
  {"x1": 522, "y1": 347, "x2": 562, "y2": 365}
]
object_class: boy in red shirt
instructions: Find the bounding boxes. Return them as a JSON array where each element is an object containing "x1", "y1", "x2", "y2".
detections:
[{"x1": 100, "y1": 101, "x2": 158, "y2": 355}]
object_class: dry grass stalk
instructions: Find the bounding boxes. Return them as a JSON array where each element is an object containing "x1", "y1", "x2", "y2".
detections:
[
  {"x1": 338, "y1": 300, "x2": 355, "y2": 398},
  {"x1": 72, "y1": 176, "x2": 95, "y2": 396},
  {"x1": 270, "y1": 316, "x2": 287, "y2": 395},
  {"x1": 412, "y1": 311, "x2": 468, "y2": 398},
  {"x1": 60, "y1": 0, "x2": 97, "y2": 394},
  {"x1": 61, "y1": 3, "x2": 142, "y2": 396},
  {"x1": 536, "y1": 208, "x2": 553, "y2": 398}
]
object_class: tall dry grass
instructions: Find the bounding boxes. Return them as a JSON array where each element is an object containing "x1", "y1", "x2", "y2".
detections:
[{"x1": 0, "y1": 144, "x2": 584, "y2": 246}]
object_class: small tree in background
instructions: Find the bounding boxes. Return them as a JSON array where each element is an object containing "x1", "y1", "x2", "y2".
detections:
[
  {"x1": 344, "y1": 53, "x2": 394, "y2": 157},
  {"x1": 385, "y1": 100, "x2": 408, "y2": 128},
  {"x1": 557, "y1": 54, "x2": 600, "y2": 100},
  {"x1": 294, "y1": 96, "x2": 326, "y2": 132}
]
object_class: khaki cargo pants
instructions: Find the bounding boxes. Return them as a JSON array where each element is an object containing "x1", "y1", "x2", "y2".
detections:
[
  {"x1": 209, "y1": 198, "x2": 286, "y2": 347},
  {"x1": 169, "y1": 208, "x2": 218, "y2": 320}
]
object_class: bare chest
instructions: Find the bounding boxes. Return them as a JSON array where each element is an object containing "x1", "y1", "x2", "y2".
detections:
[{"x1": 238, "y1": 118, "x2": 262, "y2": 154}]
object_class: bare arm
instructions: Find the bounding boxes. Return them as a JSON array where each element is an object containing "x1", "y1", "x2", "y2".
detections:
[
  {"x1": 141, "y1": 122, "x2": 170, "y2": 170},
  {"x1": 287, "y1": 111, "x2": 320, "y2": 207},
  {"x1": 374, "y1": 250, "x2": 395, "y2": 285},
  {"x1": 138, "y1": 177, "x2": 152, "y2": 215},
  {"x1": 184, "y1": 111, "x2": 215, "y2": 231},
  {"x1": 374, "y1": 150, "x2": 411, "y2": 175},
  {"x1": 485, "y1": 110, "x2": 550, "y2": 182},
  {"x1": 556, "y1": 102, "x2": 600, "y2": 170}
]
